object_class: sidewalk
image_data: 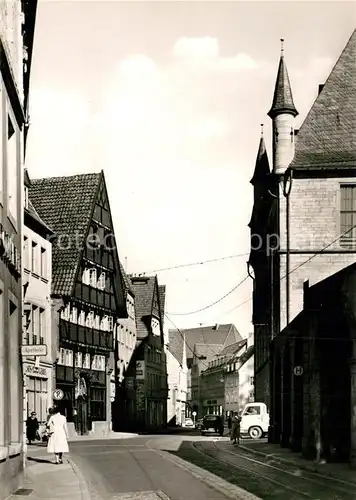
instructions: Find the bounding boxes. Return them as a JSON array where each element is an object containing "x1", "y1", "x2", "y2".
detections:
[
  {"x1": 9, "y1": 449, "x2": 90, "y2": 500},
  {"x1": 239, "y1": 440, "x2": 356, "y2": 484},
  {"x1": 68, "y1": 431, "x2": 138, "y2": 442}
]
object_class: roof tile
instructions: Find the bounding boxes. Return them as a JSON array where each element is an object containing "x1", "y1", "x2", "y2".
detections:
[
  {"x1": 291, "y1": 29, "x2": 356, "y2": 169},
  {"x1": 29, "y1": 172, "x2": 101, "y2": 296}
]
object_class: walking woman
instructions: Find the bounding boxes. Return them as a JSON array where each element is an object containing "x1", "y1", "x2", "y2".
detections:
[
  {"x1": 47, "y1": 406, "x2": 69, "y2": 464},
  {"x1": 231, "y1": 411, "x2": 241, "y2": 445}
]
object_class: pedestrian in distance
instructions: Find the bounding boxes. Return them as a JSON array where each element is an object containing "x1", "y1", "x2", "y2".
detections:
[
  {"x1": 47, "y1": 405, "x2": 69, "y2": 464},
  {"x1": 227, "y1": 411, "x2": 232, "y2": 435},
  {"x1": 26, "y1": 411, "x2": 39, "y2": 445},
  {"x1": 231, "y1": 411, "x2": 241, "y2": 445}
]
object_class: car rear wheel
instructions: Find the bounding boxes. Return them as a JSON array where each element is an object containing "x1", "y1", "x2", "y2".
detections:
[{"x1": 249, "y1": 426, "x2": 263, "y2": 439}]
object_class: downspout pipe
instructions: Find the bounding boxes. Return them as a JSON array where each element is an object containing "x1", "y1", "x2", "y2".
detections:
[{"x1": 283, "y1": 169, "x2": 293, "y2": 326}]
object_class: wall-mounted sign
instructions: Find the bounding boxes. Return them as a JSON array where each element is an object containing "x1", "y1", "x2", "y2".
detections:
[
  {"x1": 136, "y1": 360, "x2": 145, "y2": 380},
  {"x1": 53, "y1": 389, "x2": 64, "y2": 400},
  {"x1": 294, "y1": 366, "x2": 304, "y2": 376},
  {"x1": 23, "y1": 364, "x2": 48, "y2": 379},
  {"x1": 126, "y1": 377, "x2": 134, "y2": 390},
  {"x1": 21, "y1": 344, "x2": 48, "y2": 357}
]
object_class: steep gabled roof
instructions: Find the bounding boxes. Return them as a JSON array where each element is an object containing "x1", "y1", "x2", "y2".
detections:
[
  {"x1": 119, "y1": 261, "x2": 134, "y2": 297},
  {"x1": 220, "y1": 338, "x2": 247, "y2": 357},
  {"x1": 290, "y1": 29, "x2": 356, "y2": 169},
  {"x1": 169, "y1": 323, "x2": 242, "y2": 364},
  {"x1": 29, "y1": 172, "x2": 101, "y2": 296},
  {"x1": 130, "y1": 275, "x2": 156, "y2": 339},
  {"x1": 25, "y1": 199, "x2": 54, "y2": 237}
]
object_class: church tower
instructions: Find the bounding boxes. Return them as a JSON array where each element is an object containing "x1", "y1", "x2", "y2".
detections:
[{"x1": 268, "y1": 39, "x2": 298, "y2": 176}]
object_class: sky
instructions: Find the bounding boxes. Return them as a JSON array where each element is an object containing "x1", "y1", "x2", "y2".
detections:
[{"x1": 26, "y1": 1, "x2": 356, "y2": 337}]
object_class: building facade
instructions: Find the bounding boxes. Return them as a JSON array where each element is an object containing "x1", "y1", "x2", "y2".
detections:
[
  {"x1": 0, "y1": 2, "x2": 37, "y2": 498},
  {"x1": 169, "y1": 323, "x2": 242, "y2": 417},
  {"x1": 115, "y1": 275, "x2": 168, "y2": 432},
  {"x1": 29, "y1": 172, "x2": 127, "y2": 437},
  {"x1": 23, "y1": 170, "x2": 54, "y2": 425},
  {"x1": 249, "y1": 29, "x2": 356, "y2": 461},
  {"x1": 199, "y1": 339, "x2": 248, "y2": 416},
  {"x1": 166, "y1": 334, "x2": 187, "y2": 426}
]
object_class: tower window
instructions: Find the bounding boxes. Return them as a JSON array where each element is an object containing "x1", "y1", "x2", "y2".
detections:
[{"x1": 340, "y1": 185, "x2": 356, "y2": 247}]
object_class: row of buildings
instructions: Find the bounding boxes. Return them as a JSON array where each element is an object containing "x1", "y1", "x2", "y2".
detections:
[
  {"x1": 0, "y1": 3, "x2": 169, "y2": 497},
  {"x1": 168, "y1": 324, "x2": 255, "y2": 422},
  {"x1": 249, "y1": 29, "x2": 356, "y2": 463},
  {"x1": 24, "y1": 172, "x2": 169, "y2": 438}
]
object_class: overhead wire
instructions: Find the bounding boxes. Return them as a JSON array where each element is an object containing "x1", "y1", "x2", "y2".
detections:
[
  {"x1": 166, "y1": 275, "x2": 249, "y2": 316},
  {"x1": 168, "y1": 221, "x2": 356, "y2": 322},
  {"x1": 146, "y1": 253, "x2": 249, "y2": 274},
  {"x1": 212, "y1": 221, "x2": 356, "y2": 322}
]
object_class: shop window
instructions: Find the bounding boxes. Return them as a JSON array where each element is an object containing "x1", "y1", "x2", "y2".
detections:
[
  {"x1": 90, "y1": 388, "x2": 105, "y2": 421},
  {"x1": 27, "y1": 377, "x2": 48, "y2": 423}
]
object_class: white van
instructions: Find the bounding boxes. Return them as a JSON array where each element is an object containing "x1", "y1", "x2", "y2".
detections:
[{"x1": 240, "y1": 402, "x2": 269, "y2": 439}]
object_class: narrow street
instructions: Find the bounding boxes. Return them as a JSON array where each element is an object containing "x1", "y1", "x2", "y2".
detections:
[
  {"x1": 63, "y1": 434, "x2": 356, "y2": 500},
  {"x1": 68, "y1": 436, "x2": 239, "y2": 500}
]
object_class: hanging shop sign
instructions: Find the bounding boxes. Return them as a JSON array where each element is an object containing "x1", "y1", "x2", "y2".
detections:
[
  {"x1": 23, "y1": 364, "x2": 48, "y2": 379},
  {"x1": 136, "y1": 360, "x2": 145, "y2": 380}
]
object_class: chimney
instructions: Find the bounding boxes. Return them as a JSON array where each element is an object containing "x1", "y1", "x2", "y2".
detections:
[
  {"x1": 318, "y1": 84, "x2": 324, "y2": 95},
  {"x1": 247, "y1": 331, "x2": 254, "y2": 348}
]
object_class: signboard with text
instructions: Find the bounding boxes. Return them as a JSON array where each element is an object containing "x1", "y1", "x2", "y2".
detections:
[
  {"x1": 21, "y1": 345, "x2": 47, "y2": 357},
  {"x1": 136, "y1": 360, "x2": 145, "y2": 380},
  {"x1": 23, "y1": 364, "x2": 48, "y2": 379}
]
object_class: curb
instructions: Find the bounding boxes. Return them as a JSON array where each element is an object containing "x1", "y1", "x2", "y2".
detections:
[
  {"x1": 146, "y1": 440, "x2": 261, "y2": 500},
  {"x1": 238, "y1": 445, "x2": 356, "y2": 481},
  {"x1": 68, "y1": 457, "x2": 92, "y2": 500},
  {"x1": 68, "y1": 433, "x2": 139, "y2": 442}
]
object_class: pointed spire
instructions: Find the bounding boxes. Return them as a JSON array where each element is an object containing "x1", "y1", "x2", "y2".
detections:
[
  {"x1": 268, "y1": 38, "x2": 298, "y2": 119},
  {"x1": 250, "y1": 124, "x2": 270, "y2": 184}
]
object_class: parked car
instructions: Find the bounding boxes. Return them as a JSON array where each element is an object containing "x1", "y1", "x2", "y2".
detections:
[
  {"x1": 200, "y1": 414, "x2": 224, "y2": 436},
  {"x1": 183, "y1": 418, "x2": 195, "y2": 428},
  {"x1": 240, "y1": 402, "x2": 269, "y2": 439}
]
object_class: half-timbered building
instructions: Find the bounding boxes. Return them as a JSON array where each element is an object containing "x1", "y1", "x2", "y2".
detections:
[
  {"x1": 29, "y1": 171, "x2": 127, "y2": 436},
  {"x1": 114, "y1": 275, "x2": 168, "y2": 432}
]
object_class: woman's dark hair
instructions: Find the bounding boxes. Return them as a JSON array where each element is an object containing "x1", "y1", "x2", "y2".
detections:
[{"x1": 52, "y1": 405, "x2": 60, "y2": 413}]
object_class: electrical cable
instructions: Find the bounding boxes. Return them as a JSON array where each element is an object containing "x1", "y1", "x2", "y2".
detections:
[
  {"x1": 166, "y1": 275, "x2": 249, "y2": 316},
  {"x1": 141, "y1": 253, "x2": 249, "y2": 274},
  {"x1": 211, "y1": 221, "x2": 356, "y2": 323}
]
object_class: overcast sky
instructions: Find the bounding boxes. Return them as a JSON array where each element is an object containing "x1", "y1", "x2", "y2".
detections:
[{"x1": 26, "y1": 1, "x2": 356, "y2": 337}]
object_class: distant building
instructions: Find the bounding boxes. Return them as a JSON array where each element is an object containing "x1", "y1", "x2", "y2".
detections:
[
  {"x1": 0, "y1": 2, "x2": 38, "y2": 498},
  {"x1": 23, "y1": 170, "x2": 54, "y2": 424},
  {"x1": 29, "y1": 172, "x2": 127, "y2": 437},
  {"x1": 166, "y1": 331, "x2": 187, "y2": 426},
  {"x1": 116, "y1": 275, "x2": 168, "y2": 432},
  {"x1": 169, "y1": 324, "x2": 242, "y2": 417}
]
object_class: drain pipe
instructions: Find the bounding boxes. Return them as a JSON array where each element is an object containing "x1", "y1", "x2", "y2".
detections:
[{"x1": 283, "y1": 169, "x2": 293, "y2": 326}]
